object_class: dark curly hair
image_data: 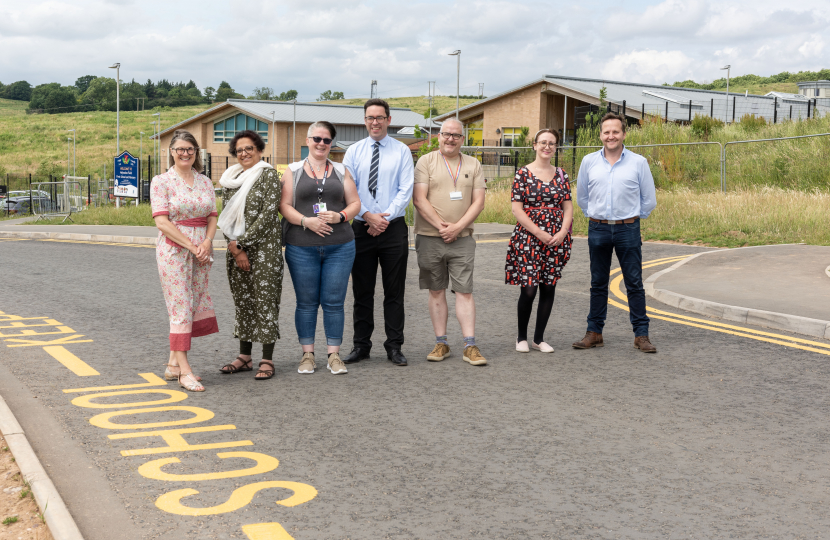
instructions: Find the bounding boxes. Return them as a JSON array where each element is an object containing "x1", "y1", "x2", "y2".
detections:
[{"x1": 229, "y1": 130, "x2": 265, "y2": 157}]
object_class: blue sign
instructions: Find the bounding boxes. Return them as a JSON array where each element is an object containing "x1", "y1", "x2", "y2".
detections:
[{"x1": 113, "y1": 151, "x2": 139, "y2": 198}]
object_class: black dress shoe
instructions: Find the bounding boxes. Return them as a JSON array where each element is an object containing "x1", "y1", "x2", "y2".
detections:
[
  {"x1": 342, "y1": 348, "x2": 370, "y2": 364},
  {"x1": 387, "y1": 349, "x2": 407, "y2": 366}
]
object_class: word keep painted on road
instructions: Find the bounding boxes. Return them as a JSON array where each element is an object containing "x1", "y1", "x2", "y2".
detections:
[
  {"x1": 1, "y1": 307, "x2": 312, "y2": 539},
  {"x1": 114, "y1": 151, "x2": 140, "y2": 199}
]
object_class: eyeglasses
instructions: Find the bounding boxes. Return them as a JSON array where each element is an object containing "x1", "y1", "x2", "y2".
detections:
[
  {"x1": 440, "y1": 132, "x2": 463, "y2": 140},
  {"x1": 173, "y1": 147, "x2": 196, "y2": 156},
  {"x1": 535, "y1": 142, "x2": 557, "y2": 148},
  {"x1": 365, "y1": 116, "x2": 388, "y2": 123},
  {"x1": 235, "y1": 146, "x2": 255, "y2": 155},
  {"x1": 310, "y1": 136, "x2": 333, "y2": 145}
]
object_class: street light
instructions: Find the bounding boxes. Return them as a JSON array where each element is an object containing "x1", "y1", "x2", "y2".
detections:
[
  {"x1": 449, "y1": 50, "x2": 461, "y2": 120},
  {"x1": 140, "y1": 132, "x2": 144, "y2": 163},
  {"x1": 66, "y1": 137, "x2": 73, "y2": 178},
  {"x1": 67, "y1": 129, "x2": 76, "y2": 178},
  {"x1": 150, "y1": 121, "x2": 157, "y2": 176},
  {"x1": 721, "y1": 65, "x2": 730, "y2": 122},
  {"x1": 292, "y1": 99, "x2": 297, "y2": 162},
  {"x1": 152, "y1": 112, "x2": 161, "y2": 173},
  {"x1": 109, "y1": 63, "x2": 121, "y2": 152},
  {"x1": 270, "y1": 111, "x2": 276, "y2": 164}
]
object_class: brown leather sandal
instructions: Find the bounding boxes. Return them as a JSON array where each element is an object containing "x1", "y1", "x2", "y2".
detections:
[
  {"x1": 220, "y1": 356, "x2": 253, "y2": 374},
  {"x1": 255, "y1": 360, "x2": 274, "y2": 380}
]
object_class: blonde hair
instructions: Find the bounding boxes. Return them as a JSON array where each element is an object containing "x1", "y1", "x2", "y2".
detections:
[{"x1": 167, "y1": 129, "x2": 203, "y2": 172}]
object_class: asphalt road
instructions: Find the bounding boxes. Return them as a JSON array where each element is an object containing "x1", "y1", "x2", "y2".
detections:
[{"x1": 1, "y1": 236, "x2": 830, "y2": 539}]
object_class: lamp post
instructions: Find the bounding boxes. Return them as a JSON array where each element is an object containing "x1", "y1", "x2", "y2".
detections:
[
  {"x1": 449, "y1": 50, "x2": 461, "y2": 120},
  {"x1": 67, "y1": 137, "x2": 72, "y2": 178},
  {"x1": 66, "y1": 129, "x2": 76, "y2": 178},
  {"x1": 109, "y1": 63, "x2": 121, "y2": 152},
  {"x1": 152, "y1": 112, "x2": 161, "y2": 173},
  {"x1": 292, "y1": 99, "x2": 297, "y2": 162},
  {"x1": 721, "y1": 65, "x2": 730, "y2": 122},
  {"x1": 150, "y1": 121, "x2": 157, "y2": 176},
  {"x1": 270, "y1": 110, "x2": 276, "y2": 164}
]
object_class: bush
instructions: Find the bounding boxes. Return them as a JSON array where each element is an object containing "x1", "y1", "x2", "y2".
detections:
[
  {"x1": 690, "y1": 114, "x2": 724, "y2": 138},
  {"x1": 738, "y1": 113, "x2": 767, "y2": 133}
]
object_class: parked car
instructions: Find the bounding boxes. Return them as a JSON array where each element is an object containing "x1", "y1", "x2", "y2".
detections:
[{"x1": 2, "y1": 196, "x2": 54, "y2": 215}]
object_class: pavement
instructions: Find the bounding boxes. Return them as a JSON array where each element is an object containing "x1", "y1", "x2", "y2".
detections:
[
  {"x1": 646, "y1": 244, "x2": 830, "y2": 339},
  {"x1": 2, "y1": 228, "x2": 830, "y2": 539}
]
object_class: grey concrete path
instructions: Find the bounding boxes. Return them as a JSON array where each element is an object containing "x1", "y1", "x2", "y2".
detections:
[{"x1": 648, "y1": 244, "x2": 830, "y2": 337}]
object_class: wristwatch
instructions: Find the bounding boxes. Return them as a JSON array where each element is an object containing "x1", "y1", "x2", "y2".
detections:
[{"x1": 339, "y1": 212, "x2": 346, "y2": 223}]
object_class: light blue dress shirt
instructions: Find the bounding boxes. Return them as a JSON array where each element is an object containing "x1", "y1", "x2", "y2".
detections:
[
  {"x1": 343, "y1": 135, "x2": 414, "y2": 222},
  {"x1": 576, "y1": 147, "x2": 657, "y2": 221}
]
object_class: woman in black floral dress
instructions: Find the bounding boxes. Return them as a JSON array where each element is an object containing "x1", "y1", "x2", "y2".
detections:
[{"x1": 505, "y1": 129, "x2": 573, "y2": 353}]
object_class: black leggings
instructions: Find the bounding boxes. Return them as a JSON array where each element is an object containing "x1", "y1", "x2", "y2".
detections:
[
  {"x1": 517, "y1": 283, "x2": 557, "y2": 344},
  {"x1": 240, "y1": 340, "x2": 275, "y2": 360}
]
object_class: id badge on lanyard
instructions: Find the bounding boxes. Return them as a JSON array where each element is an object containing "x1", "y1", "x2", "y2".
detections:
[{"x1": 442, "y1": 154, "x2": 463, "y2": 201}]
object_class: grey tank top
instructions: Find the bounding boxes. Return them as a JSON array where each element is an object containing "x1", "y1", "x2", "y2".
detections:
[{"x1": 285, "y1": 167, "x2": 355, "y2": 247}]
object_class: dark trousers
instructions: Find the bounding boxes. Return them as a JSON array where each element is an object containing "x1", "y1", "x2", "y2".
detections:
[
  {"x1": 586, "y1": 220, "x2": 650, "y2": 336},
  {"x1": 350, "y1": 217, "x2": 409, "y2": 352}
]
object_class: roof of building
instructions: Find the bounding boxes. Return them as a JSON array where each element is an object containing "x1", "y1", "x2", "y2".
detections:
[
  {"x1": 153, "y1": 99, "x2": 427, "y2": 139},
  {"x1": 436, "y1": 74, "x2": 811, "y2": 124},
  {"x1": 796, "y1": 80, "x2": 830, "y2": 86},
  {"x1": 765, "y1": 91, "x2": 808, "y2": 101}
]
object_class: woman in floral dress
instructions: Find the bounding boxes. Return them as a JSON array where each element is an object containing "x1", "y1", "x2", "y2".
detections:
[
  {"x1": 505, "y1": 129, "x2": 573, "y2": 354},
  {"x1": 218, "y1": 130, "x2": 283, "y2": 380},
  {"x1": 151, "y1": 129, "x2": 219, "y2": 392}
]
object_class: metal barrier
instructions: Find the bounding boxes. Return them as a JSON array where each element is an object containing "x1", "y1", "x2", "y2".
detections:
[{"x1": 31, "y1": 181, "x2": 83, "y2": 222}]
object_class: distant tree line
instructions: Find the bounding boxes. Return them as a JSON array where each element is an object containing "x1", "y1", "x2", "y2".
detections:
[
  {"x1": 666, "y1": 69, "x2": 830, "y2": 91},
  {"x1": 0, "y1": 76, "x2": 304, "y2": 114}
]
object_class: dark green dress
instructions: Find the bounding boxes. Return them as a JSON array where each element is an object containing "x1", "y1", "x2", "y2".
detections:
[{"x1": 222, "y1": 167, "x2": 283, "y2": 343}]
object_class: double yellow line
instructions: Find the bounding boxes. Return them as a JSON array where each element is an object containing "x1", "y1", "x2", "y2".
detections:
[{"x1": 610, "y1": 256, "x2": 830, "y2": 356}]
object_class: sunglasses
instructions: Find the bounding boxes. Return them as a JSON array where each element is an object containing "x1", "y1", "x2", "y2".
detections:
[{"x1": 310, "y1": 136, "x2": 333, "y2": 145}]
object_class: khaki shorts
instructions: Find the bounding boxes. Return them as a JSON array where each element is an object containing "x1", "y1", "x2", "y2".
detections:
[{"x1": 416, "y1": 234, "x2": 476, "y2": 293}]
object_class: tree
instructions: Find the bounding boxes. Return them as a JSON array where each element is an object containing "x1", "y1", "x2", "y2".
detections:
[
  {"x1": 317, "y1": 90, "x2": 344, "y2": 101},
  {"x1": 251, "y1": 87, "x2": 275, "y2": 100},
  {"x1": 143, "y1": 79, "x2": 156, "y2": 98},
  {"x1": 186, "y1": 87, "x2": 201, "y2": 98},
  {"x1": 204, "y1": 86, "x2": 215, "y2": 101},
  {"x1": 216, "y1": 84, "x2": 243, "y2": 102},
  {"x1": 218, "y1": 81, "x2": 232, "y2": 89},
  {"x1": 80, "y1": 77, "x2": 117, "y2": 110},
  {"x1": 278, "y1": 89, "x2": 298, "y2": 101},
  {"x1": 423, "y1": 106, "x2": 439, "y2": 119},
  {"x1": 75, "y1": 75, "x2": 96, "y2": 95},
  {"x1": 4, "y1": 81, "x2": 32, "y2": 101},
  {"x1": 28, "y1": 83, "x2": 78, "y2": 113}
]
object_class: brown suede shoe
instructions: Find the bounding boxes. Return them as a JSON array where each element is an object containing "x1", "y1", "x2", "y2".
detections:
[
  {"x1": 572, "y1": 332, "x2": 603, "y2": 349},
  {"x1": 634, "y1": 335, "x2": 657, "y2": 353}
]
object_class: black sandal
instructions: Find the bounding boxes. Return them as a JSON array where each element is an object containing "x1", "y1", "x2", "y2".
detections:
[
  {"x1": 255, "y1": 360, "x2": 274, "y2": 380},
  {"x1": 220, "y1": 356, "x2": 253, "y2": 374}
]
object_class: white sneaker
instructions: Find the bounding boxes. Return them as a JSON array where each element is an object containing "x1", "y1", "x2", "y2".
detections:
[
  {"x1": 532, "y1": 341, "x2": 555, "y2": 353},
  {"x1": 516, "y1": 340, "x2": 530, "y2": 353}
]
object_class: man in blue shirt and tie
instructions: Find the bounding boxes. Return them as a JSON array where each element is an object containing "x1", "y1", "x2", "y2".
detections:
[
  {"x1": 342, "y1": 99, "x2": 415, "y2": 366},
  {"x1": 573, "y1": 112, "x2": 658, "y2": 353}
]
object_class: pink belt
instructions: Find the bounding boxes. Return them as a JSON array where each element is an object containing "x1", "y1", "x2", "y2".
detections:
[{"x1": 165, "y1": 217, "x2": 208, "y2": 247}]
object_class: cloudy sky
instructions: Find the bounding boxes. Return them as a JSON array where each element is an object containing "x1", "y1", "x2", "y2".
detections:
[{"x1": 1, "y1": 0, "x2": 828, "y2": 100}]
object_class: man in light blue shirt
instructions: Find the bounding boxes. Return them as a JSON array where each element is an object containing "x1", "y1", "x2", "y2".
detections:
[
  {"x1": 342, "y1": 99, "x2": 414, "y2": 366},
  {"x1": 573, "y1": 112, "x2": 658, "y2": 353}
]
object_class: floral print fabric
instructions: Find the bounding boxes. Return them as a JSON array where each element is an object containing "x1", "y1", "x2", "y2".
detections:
[
  {"x1": 222, "y1": 167, "x2": 283, "y2": 344},
  {"x1": 505, "y1": 166, "x2": 572, "y2": 287},
  {"x1": 151, "y1": 167, "x2": 219, "y2": 350}
]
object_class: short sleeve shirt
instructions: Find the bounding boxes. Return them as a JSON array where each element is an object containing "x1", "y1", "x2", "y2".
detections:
[{"x1": 413, "y1": 151, "x2": 485, "y2": 237}]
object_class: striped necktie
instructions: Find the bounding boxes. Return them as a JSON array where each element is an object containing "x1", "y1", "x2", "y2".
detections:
[{"x1": 368, "y1": 141, "x2": 380, "y2": 199}]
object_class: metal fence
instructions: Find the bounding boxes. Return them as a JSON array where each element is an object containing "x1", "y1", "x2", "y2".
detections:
[{"x1": 462, "y1": 129, "x2": 830, "y2": 192}]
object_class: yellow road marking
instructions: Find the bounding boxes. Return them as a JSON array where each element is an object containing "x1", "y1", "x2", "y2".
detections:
[
  {"x1": 156, "y1": 481, "x2": 317, "y2": 516},
  {"x1": 242, "y1": 523, "x2": 296, "y2": 540},
  {"x1": 71, "y1": 389, "x2": 189, "y2": 409},
  {"x1": 43, "y1": 345, "x2": 100, "y2": 376},
  {"x1": 64, "y1": 373, "x2": 167, "y2": 393},
  {"x1": 138, "y1": 451, "x2": 279, "y2": 482},
  {"x1": 608, "y1": 257, "x2": 830, "y2": 356}
]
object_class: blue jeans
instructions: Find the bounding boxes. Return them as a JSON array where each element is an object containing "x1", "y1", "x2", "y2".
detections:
[
  {"x1": 587, "y1": 220, "x2": 649, "y2": 336},
  {"x1": 285, "y1": 241, "x2": 356, "y2": 346}
]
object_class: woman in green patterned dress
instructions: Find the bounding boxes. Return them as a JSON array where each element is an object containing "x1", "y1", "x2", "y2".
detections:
[{"x1": 218, "y1": 130, "x2": 283, "y2": 380}]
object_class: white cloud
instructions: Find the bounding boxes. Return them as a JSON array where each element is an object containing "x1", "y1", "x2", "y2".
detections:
[{"x1": 0, "y1": 0, "x2": 829, "y2": 99}]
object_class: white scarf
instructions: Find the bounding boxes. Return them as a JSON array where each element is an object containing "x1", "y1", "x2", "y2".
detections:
[{"x1": 217, "y1": 160, "x2": 273, "y2": 240}]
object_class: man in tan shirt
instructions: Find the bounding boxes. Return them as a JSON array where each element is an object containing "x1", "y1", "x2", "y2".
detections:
[{"x1": 413, "y1": 117, "x2": 487, "y2": 366}]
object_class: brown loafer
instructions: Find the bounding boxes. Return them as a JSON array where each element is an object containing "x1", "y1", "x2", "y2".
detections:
[
  {"x1": 572, "y1": 331, "x2": 603, "y2": 349},
  {"x1": 634, "y1": 335, "x2": 657, "y2": 353}
]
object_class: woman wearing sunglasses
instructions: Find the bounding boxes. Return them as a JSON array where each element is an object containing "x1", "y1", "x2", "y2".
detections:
[
  {"x1": 218, "y1": 130, "x2": 283, "y2": 381},
  {"x1": 151, "y1": 129, "x2": 219, "y2": 392},
  {"x1": 279, "y1": 121, "x2": 361, "y2": 375}
]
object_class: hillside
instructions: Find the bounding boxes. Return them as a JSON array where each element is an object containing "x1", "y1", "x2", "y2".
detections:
[{"x1": 0, "y1": 96, "x2": 481, "y2": 176}]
